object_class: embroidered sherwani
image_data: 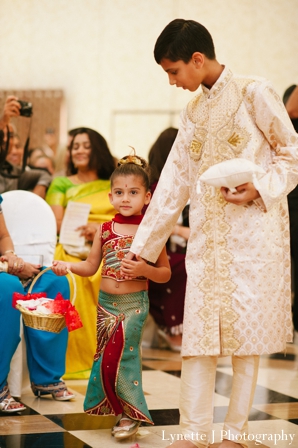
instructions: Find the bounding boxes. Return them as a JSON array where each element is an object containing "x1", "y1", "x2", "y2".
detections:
[{"x1": 131, "y1": 67, "x2": 298, "y2": 357}]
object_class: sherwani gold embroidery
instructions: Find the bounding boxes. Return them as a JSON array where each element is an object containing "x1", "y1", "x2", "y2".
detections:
[{"x1": 131, "y1": 67, "x2": 298, "y2": 357}]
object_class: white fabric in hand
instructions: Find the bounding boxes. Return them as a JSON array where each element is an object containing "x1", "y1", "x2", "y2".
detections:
[{"x1": 197, "y1": 158, "x2": 266, "y2": 193}]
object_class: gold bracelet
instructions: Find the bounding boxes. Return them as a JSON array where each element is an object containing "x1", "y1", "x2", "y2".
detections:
[
  {"x1": 4, "y1": 249, "x2": 16, "y2": 255},
  {"x1": 0, "y1": 261, "x2": 8, "y2": 273}
]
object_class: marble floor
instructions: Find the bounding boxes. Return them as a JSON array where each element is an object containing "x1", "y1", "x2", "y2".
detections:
[{"x1": 1, "y1": 341, "x2": 298, "y2": 448}]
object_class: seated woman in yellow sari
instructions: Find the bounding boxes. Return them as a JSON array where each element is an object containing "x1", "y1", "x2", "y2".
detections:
[{"x1": 46, "y1": 128, "x2": 116, "y2": 379}]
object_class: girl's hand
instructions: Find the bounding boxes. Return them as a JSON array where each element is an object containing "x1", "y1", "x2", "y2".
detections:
[
  {"x1": 76, "y1": 224, "x2": 98, "y2": 242},
  {"x1": 52, "y1": 260, "x2": 72, "y2": 276},
  {"x1": 121, "y1": 254, "x2": 146, "y2": 278},
  {"x1": 220, "y1": 182, "x2": 260, "y2": 205},
  {"x1": 120, "y1": 251, "x2": 134, "y2": 279}
]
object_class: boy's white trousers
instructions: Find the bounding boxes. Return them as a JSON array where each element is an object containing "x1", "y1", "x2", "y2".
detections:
[{"x1": 179, "y1": 355, "x2": 259, "y2": 448}]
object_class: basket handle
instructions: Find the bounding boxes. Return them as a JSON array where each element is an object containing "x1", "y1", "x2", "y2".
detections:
[{"x1": 27, "y1": 266, "x2": 77, "y2": 306}]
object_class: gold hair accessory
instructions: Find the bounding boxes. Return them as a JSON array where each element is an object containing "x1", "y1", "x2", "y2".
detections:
[{"x1": 117, "y1": 147, "x2": 146, "y2": 168}]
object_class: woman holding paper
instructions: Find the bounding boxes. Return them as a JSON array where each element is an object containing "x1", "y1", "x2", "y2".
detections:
[{"x1": 46, "y1": 128, "x2": 116, "y2": 378}]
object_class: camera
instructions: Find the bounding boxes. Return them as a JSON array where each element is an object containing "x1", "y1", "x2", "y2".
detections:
[{"x1": 18, "y1": 100, "x2": 33, "y2": 117}]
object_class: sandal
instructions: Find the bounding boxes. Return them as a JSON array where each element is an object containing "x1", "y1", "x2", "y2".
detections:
[
  {"x1": 112, "y1": 415, "x2": 140, "y2": 440},
  {"x1": 31, "y1": 381, "x2": 75, "y2": 401},
  {"x1": 0, "y1": 385, "x2": 26, "y2": 413}
]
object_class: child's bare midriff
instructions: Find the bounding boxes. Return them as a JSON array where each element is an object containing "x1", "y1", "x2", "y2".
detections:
[{"x1": 100, "y1": 277, "x2": 147, "y2": 294}]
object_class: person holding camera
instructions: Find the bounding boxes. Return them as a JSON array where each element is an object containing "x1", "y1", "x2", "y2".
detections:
[{"x1": 0, "y1": 96, "x2": 52, "y2": 199}]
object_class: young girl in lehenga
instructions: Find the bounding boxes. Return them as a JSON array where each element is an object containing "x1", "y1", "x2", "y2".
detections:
[{"x1": 52, "y1": 152, "x2": 171, "y2": 439}]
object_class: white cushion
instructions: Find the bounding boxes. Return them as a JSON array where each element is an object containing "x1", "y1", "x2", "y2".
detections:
[{"x1": 197, "y1": 158, "x2": 266, "y2": 193}]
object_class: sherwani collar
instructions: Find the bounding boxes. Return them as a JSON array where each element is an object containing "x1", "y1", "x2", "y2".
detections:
[{"x1": 201, "y1": 66, "x2": 233, "y2": 100}]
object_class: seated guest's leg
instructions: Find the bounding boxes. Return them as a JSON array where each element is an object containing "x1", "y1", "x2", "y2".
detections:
[
  {"x1": 0, "y1": 273, "x2": 23, "y2": 389},
  {"x1": 24, "y1": 270, "x2": 75, "y2": 400},
  {"x1": 0, "y1": 273, "x2": 26, "y2": 412}
]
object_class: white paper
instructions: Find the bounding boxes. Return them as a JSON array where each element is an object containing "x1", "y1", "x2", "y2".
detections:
[
  {"x1": 18, "y1": 254, "x2": 44, "y2": 265},
  {"x1": 59, "y1": 201, "x2": 91, "y2": 246}
]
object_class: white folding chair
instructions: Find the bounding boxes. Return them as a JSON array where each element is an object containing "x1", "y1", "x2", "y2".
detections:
[
  {"x1": 1, "y1": 190, "x2": 57, "y2": 266},
  {"x1": 1, "y1": 190, "x2": 57, "y2": 397}
]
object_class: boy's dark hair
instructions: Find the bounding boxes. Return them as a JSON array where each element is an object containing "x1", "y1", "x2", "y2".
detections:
[
  {"x1": 68, "y1": 127, "x2": 116, "y2": 180},
  {"x1": 154, "y1": 18, "x2": 215, "y2": 64},
  {"x1": 111, "y1": 153, "x2": 150, "y2": 191}
]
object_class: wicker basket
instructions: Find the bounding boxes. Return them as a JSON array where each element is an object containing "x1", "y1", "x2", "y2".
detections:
[{"x1": 16, "y1": 266, "x2": 76, "y2": 333}]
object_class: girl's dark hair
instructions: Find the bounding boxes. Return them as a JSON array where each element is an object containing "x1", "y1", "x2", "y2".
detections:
[
  {"x1": 154, "y1": 18, "x2": 215, "y2": 64},
  {"x1": 68, "y1": 127, "x2": 115, "y2": 179},
  {"x1": 110, "y1": 152, "x2": 150, "y2": 191},
  {"x1": 148, "y1": 127, "x2": 178, "y2": 184}
]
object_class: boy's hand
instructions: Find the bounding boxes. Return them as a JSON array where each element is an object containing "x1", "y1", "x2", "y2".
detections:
[
  {"x1": 121, "y1": 254, "x2": 145, "y2": 279},
  {"x1": 52, "y1": 260, "x2": 71, "y2": 276},
  {"x1": 220, "y1": 182, "x2": 260, "y2": 205}
]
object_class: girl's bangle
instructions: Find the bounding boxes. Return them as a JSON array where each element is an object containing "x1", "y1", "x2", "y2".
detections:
[
  {"x1": 0, "y1": 261, "x2": 8, "y2": 273},
  {"x1": 4, "y1": 250, "x2": 16, "y2": 255}
]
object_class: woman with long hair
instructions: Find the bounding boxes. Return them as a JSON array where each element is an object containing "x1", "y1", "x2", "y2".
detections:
[{"x1": 46, "y1": 127, "x2": 116, "y2": 378}]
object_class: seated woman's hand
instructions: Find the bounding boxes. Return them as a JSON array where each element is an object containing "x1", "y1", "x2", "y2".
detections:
[
  {"x1": 17, "y1": 262, "x2": 41, "y2": 280},
  {"x1": 52, "y1": 260, "x2": 72, "y2": 276},
  {"x1": 0, "y1": 253, "x2": 26, "y2": 276},
  {"x1": 76, "y1": 223, "x2": 98, "y2": 242}
]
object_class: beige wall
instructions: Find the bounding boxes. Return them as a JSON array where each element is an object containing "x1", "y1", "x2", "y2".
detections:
[{"x1": 1, "y1": 0, "x2": 298, "y2": 159}]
